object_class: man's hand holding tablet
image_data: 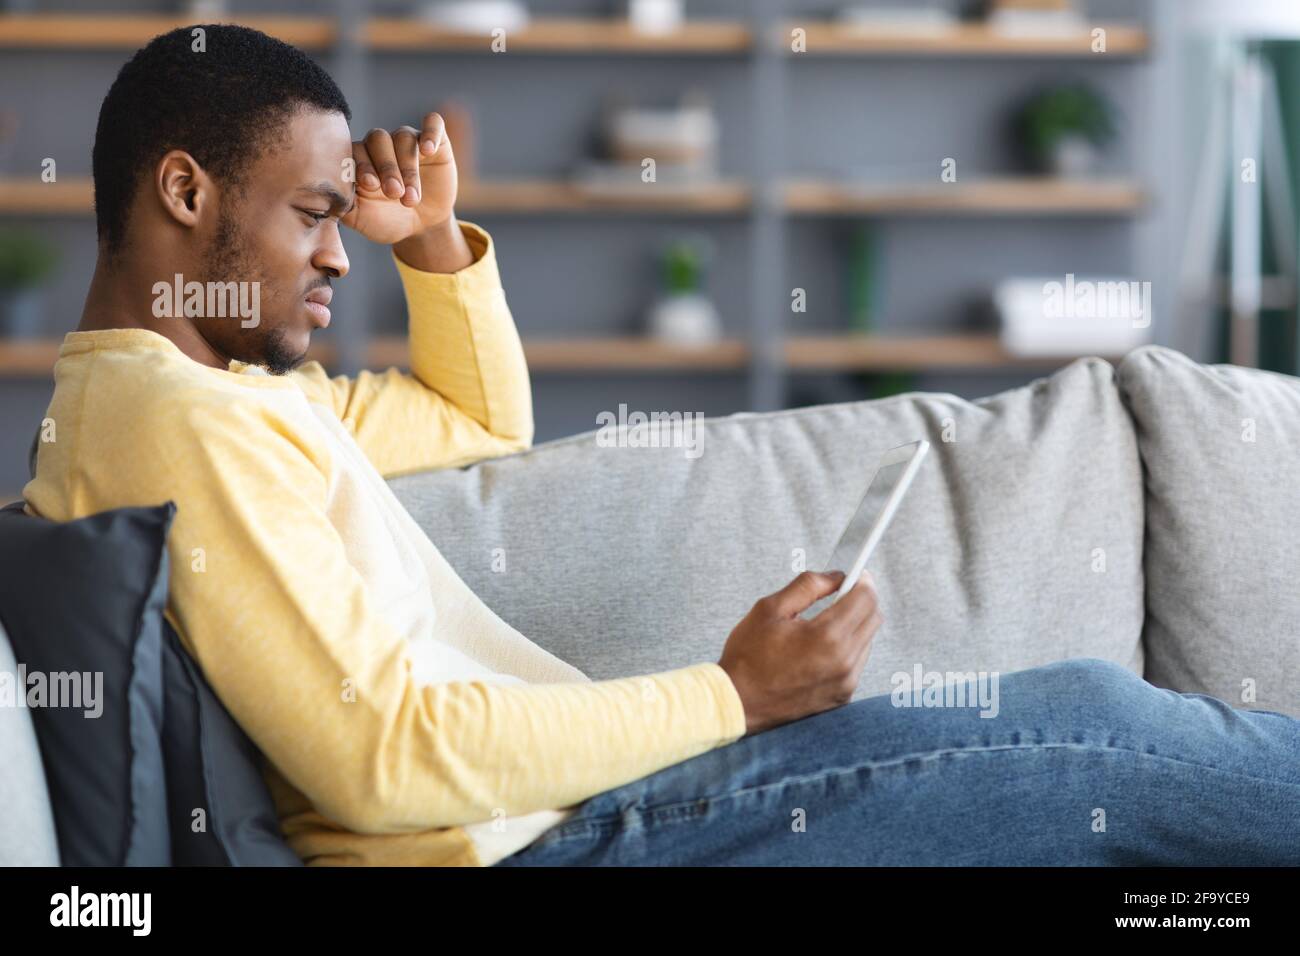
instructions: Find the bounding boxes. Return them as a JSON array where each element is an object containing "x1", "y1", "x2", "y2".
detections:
[{"x1": 717, "y1": 441, "x2": 929, "y2": 736}]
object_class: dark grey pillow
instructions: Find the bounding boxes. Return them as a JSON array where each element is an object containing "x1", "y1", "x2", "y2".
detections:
[
  {"x1": 161, "y1": 620, "x2": 303, "y2": 866},
  {"x1": 1, "y1": 498, "x2": 303, "y2": 867},
  {"x1": 0, "y1": 499, "x2": 173, "y2": 866}
]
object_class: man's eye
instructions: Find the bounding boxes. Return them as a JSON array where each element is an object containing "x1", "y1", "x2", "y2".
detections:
[{"x1": 301, "y1": 209, "x2": 330, "y2": 224}]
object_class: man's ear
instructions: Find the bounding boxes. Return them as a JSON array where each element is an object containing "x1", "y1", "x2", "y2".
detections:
[{"x1": 154, "y1": 149, "x2": 210, "y2": 229}]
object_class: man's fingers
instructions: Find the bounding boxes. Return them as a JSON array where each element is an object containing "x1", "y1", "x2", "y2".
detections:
[
  {"x1": 766, "y1": 570, "x2": 845, "y2": 619},
  {"x1": 351, "y1": 140, "x2": 380, "y2": 193},
  {"x1": 354, "y1": 116, "x2": 444, "y2": 207},
  {"x1": 362, "y1": 127, "x2": 403, "y2": 200},
  {"x1": 816, "y1": 573, "x2": 877, "y2": 637},
  {"x1": 391, "y1": 126, "x2": 422, "y2": 205},
  {"x1": 420, "y1": 112, "x2": 445, "y2": 158},
  {"x1": 848, "y1": 607, "x2": 882, "y2": 673}
]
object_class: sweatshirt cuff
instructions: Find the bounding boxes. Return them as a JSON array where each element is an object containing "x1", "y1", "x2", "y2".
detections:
[
  {"x1": 695, "y1": 662, "x2": 749, "y2": 743},
  {"x1": 389, "y1": 219, "x2": 504, "y2": 305}
]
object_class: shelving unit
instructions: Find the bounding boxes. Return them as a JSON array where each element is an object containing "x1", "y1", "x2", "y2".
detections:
[{"x1": 0, "y1": 5, "x2": 1156, "y2": 421}]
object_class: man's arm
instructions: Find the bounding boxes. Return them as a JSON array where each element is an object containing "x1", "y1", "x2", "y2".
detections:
[
  {"x1": 152, "y1": 399, "x2": 746, "y2": 834},
  {"x1": 289, "y1": 216, "x2": 534, "y2": 478}
]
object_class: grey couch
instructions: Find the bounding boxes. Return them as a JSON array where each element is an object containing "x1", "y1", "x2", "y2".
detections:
[{"x1": 3, "y1": 343, "x2": 1297, "y2": 865}]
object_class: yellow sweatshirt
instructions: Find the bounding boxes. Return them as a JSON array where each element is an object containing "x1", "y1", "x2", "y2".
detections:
[{"x1": 22, "y1": 218, "x2": 748, "y2": 866}]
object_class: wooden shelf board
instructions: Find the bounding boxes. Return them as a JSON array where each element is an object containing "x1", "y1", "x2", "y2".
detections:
[
  {"x1": 458, "y1": 178, "x2": 752, "y2": 214},
  {"x1": 784, "y1": 334, "x2": 1120, "y2": 369},
  {"x1": 784, "y1": 177, "x2": 1145, "y2": 216},
  {"x1": 0, "y1": 177, "x2": 750, "y2": 216},
  {"x1": 0, "y1": 178, "x2": 93, "y2": 215},
  {"x1": 0, "y1": 14, "x2": 336, "y2": 49},
  {"x1": 365, "y1": 17, "x2": 752, "y2": 53},
  {"x1": 0, "y1": 339, "x2": 61, "y2": 375},
  {"x1": 372, "y1": 335, "x2": 751, "y2": 371},
  {"x1": 782, "y1": 20, "x2": 1147, "y2": 56},
  {"x1": 0, "y1": 177, "x2": 1143, "y2": 217},
  {"x1": 0, "y1": 14, "x2": 1143, "y2": 57}
]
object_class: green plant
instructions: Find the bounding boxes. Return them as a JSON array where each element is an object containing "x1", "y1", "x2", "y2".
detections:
[
  {"x1": 0, "y1": 229, "x2": 58, "y2": 290},
  {"x1": 1016, "y1": 83, "x2": 1116, "y2": 167},
  {"x1": 662, "y1": 237, "x2": 711, "y2": 294}
]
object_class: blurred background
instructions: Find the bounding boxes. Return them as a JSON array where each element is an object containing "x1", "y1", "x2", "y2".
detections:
[{"x1": 1, "y1": 0, "x2": 1298, "y2": 499}]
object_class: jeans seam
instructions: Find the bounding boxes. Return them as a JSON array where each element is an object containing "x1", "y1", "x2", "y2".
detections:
[{"x1": 543, "y1": 741, "x2": 1300, "y2": 844}]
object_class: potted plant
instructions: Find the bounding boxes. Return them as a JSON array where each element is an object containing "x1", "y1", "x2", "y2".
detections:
[
  {"x1": 1015, "y1": 83, "x2": 1116, "y2": 176},
  {"x1": 0, "y1": 229, "x2": 58, "y2": 338},
  {"x1": 646, "y1": 235, "x2": 722, "y2": 346}
]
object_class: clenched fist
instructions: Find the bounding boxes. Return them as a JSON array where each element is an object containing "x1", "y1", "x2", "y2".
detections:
[{"x1": 341, "y1": 111, "x2": 457, "y2": 245}]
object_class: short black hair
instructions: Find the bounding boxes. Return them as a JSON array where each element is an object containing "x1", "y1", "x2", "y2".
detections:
[{"x1": 91, "y1": 23, "x2": 351, "y2": 261}]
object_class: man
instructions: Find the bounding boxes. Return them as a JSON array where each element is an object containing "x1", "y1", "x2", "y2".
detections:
[{"x1": 25, "y1": 25, "x2": 1300, "y2": 868}]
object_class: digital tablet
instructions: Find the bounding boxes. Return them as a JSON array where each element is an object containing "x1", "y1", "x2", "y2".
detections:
[{"x1": 799, "y1": 439, "x2": 930, "y2": 621}]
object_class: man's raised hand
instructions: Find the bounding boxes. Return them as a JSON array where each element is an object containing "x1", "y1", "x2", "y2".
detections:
[{"x1": 341, "y1": 111, "x2": 457, "y2": 245}]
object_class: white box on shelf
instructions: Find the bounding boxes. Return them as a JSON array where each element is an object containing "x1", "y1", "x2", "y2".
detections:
[{"x1": 995, "y1": 274, "x2": 1154, "y2": 357}]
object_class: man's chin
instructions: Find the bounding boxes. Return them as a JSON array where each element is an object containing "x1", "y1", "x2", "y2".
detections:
[
  {"x1": 263, "y1": 347, "x2": 310, "y2": 376},
  {"x1": 257, "y1": 327, "x2": 311, "y2": 376}
]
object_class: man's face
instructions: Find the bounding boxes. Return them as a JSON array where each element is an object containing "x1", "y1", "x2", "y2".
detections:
[{"x1": 195, "y1": 108, "x2": 354, "y2": 375}]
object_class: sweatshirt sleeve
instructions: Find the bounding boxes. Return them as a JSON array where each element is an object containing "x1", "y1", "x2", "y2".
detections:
[
  {"x1": 154, "y1": 398, "x2": 747, "y2": 835},
  {"x1": 289, "y1": 219, "x2": 534, "y2": 479}
]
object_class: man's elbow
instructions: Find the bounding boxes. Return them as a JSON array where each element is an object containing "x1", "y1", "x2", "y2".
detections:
[{"x1": 503, "y1": 421, "x2": 534, "y2": 453}]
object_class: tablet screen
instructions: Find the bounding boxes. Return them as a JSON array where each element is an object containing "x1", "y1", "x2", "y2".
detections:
[
  {"x1": 799, "y1": 456, "x2": 913, "y2": 621},
  {"x1": 823, "y1": 459, "x2": 909, "y2": 577}
]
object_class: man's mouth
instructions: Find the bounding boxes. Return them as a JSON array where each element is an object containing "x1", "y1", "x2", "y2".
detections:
[{"x1": 305, "y1": 287, "x2": 332, "y2": 328}]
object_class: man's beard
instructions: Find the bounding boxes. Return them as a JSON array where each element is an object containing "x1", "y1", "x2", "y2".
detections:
[
  {"x1": 257, "y1": 325, "x2": 303, "y2": 377},
  {"x1": 205, "y1": 199, "x2": 306, "y2": 376}
]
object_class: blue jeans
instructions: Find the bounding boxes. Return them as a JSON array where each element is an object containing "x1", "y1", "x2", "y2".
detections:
[{"x1": 494, "y1": 658, "x2": 1300, "y2": 865}]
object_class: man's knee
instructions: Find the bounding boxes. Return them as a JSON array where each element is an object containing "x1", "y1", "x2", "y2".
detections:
[{"x1": 1008, "y1": 657, "x2": 1148, "y2": 720}]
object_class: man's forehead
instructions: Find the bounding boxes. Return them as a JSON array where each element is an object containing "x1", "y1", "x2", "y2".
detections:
[
  {"x1": 286, "y1": 107, "x2": 353, "y2": 156},
  {"x1": 269, "y1": 110, "x2": 355, "y2": 206}
]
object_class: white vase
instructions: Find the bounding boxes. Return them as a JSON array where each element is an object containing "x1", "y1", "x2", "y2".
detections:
[
  {"x1": 1049, "y1": 135, "x2": 1099, "y2": 177},
  {"x1": 628, "y1": 0, "x2": 684, "y2": 34},
  {"x1": 647, "y1": 292, "x2": 722, "y2": 346}
]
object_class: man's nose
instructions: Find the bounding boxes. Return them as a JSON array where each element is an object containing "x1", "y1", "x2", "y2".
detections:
[{"x1": 314, "y1": 224, "x2": 349, "y2": 279}]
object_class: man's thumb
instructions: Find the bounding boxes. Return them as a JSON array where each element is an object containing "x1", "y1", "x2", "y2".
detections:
[{"x1": 769, "y1": 570, "x2": 845, "y2": 617}]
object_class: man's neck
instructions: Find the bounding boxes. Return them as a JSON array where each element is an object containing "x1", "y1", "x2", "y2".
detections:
[{"x1": 77, "y1": 256, "x2": 233, "y2": 370}]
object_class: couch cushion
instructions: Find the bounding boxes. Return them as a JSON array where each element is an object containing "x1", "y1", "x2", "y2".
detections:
[
  {"x1": 0, "y1": 617, "x2": 61, "y2": 865},
  {"x1": 389, "y1": 356, "x2": 1144, "y2": 697},
  {"x1": 1117, "y1": 345, "x2": 1300, "y2": 717},
  {"x1": 161, "y1": 620, "x2": 303, "y2": 866},
  {"x1": 0, "y1": 500, "x2": 173, "y2": 866}
]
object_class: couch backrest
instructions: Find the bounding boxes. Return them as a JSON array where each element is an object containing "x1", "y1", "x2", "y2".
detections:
[
  {"x1": 1118, "y1": 345, "x2": 1300, "y2": 717},
  {"x1": 389, "y1": 356, "x2": 1145, "y2": 698}
]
